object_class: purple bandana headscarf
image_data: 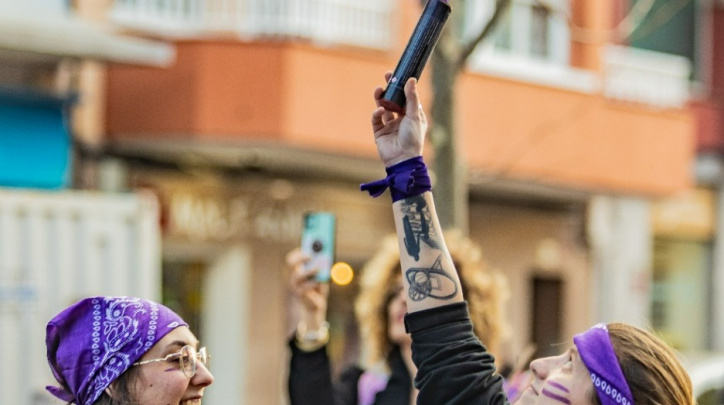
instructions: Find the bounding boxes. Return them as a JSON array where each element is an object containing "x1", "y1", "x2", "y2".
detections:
[
  {"x1": 573, "y1": 324, "x2": 634, "y2": 405},
  {"x1": 45, "y1": 296, "x2": 188, "y2": 405}
]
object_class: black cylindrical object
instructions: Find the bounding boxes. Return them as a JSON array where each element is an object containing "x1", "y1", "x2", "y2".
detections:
[{"x1": 380, "y1": 0, "x2": 452, "y2": 113}]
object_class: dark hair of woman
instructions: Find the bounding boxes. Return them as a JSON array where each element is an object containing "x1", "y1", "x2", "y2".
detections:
[{"x1": 92, "y1": 366, "x2": 142, "y2": 405}]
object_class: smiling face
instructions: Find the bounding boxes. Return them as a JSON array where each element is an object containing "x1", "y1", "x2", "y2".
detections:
[
  {"x1": 515, "y1": 346, "x2": 596, "y2": 405},
  {"x1": 132, "y1": 326, "x2": 214, "y2": 405}
]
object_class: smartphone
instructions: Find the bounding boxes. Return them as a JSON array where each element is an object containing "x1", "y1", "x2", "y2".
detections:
[{"x1": 301, "y1": 212, "x2": 336, "y2": 283}]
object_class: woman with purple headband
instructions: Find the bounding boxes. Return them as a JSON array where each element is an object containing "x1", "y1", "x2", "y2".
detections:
[
  {"x1": 45, "y1": 296, "x2": 214, "y2": 405},
  {"x1": 360, "y1": 73, "x2": 695, "y2": 405}
]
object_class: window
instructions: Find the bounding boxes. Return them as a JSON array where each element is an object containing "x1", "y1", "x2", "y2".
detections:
[
  {"x1": 530, "y1": 3, "x2": 551, "y2": 58},
  {"x1": 530, "y1": 276, "x2": 563, "y2": 359},
  {"x1": 652, "y1": 239, "x2": 711, "y2": 351},
  {"x1": 463, "y1": 0, "x2": 570, "y2": 66},
  {"x1": 628, "y1": 0, "x2": 702, "y2": 83}
]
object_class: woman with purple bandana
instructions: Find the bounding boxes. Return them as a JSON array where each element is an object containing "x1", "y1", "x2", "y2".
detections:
[
  {"x1": 45, "y1": 296, "x2": 214, "y2": 405},
  {"x1": 361, "y1": 73, "x2": 695, "y2": 405}
]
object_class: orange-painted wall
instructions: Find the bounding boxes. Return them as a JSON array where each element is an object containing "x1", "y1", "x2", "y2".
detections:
[
  {"x1": 108, "y1": 42, "x2": 288, "y2": 139},
  {"x1": 457, "y1": 74, "x2": 694, "y2": 195},
  {"x1": 107, "y1": 40, "x2": 419, "y2": 156},
  {"x1": 193, "y1": 42, "x2": 287, "y2": 138}
]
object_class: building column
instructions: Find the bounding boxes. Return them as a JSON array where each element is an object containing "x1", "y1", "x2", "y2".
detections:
[
  {"x1": 712, "y1": 187, "x2": 724, "y2": 350},
  {"x1": 696, "y1": 153, "x2": 724, "y2": 350},
  {"x1": 202, "y1": 246, "x2": 251, "y2": 403},
  {"x1": 587, "y1": 196, "x2": 653, "y2": 326}
]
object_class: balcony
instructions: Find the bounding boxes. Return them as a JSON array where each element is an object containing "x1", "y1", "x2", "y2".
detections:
[
  {"x1": 110, "y1": 0, "x2": 395, "y2": 49},
  {"x1": 0, "y1": 0, "x2": 173, "y2": 66},
  {"x1": 603, "y1": 45, "x2": 691, "y2": 109}
]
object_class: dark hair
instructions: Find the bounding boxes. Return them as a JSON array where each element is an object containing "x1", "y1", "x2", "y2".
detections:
[{"x1": 92, "y1": 366, "x2": 142, "y2": 405}]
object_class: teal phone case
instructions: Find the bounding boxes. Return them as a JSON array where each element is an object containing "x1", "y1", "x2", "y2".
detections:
[{"x1": 301, "y1": 212, "x2": 336, "y2": 282}]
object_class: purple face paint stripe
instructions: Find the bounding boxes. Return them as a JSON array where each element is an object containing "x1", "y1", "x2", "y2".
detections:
[
  {"x1": 546, "y1": 381, "x2": 570, "y2": 393},
  {"x1": 542, "y1": 388, "x2": 572, "y2": 405}
]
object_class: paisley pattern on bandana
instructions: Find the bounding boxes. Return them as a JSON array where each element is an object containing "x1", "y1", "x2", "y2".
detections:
[
  {"x1": 45, "y1": 296, "x2": 188, "y2": 405},
  {"x1": 88, "y1": 298, "x2": 156, "y2": 401}
]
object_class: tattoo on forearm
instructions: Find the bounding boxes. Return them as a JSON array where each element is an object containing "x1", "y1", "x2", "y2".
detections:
[
  {"x1": 405, "y1": 255, "x2": 459, "y2": 301},
  {"x1": 401, "y1": 195, "x2": 440, "y2": 261}
]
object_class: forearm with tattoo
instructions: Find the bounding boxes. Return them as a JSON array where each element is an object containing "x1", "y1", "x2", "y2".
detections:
[{"x1": 394, "y1": 192, "x2": 464, "y2": 312}]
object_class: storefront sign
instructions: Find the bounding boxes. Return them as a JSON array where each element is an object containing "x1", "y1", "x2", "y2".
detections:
[
  {"x1": 167, "y1": 191, "x2": 306, "y2": 243},
  {"x1": 651, "y1": 188, "x2": 715, "y2": 240}
]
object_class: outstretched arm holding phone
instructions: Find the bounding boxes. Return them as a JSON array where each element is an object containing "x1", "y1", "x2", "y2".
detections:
[
  {"x1": 364, "y1": 75, "x2": 508, "y2": 404},
  {"x1": 287, "y1": 248, "x2": 365, "y2": 405},
  {"x1": 286, "y1": 245, "x2": 421, "y2": 405}
]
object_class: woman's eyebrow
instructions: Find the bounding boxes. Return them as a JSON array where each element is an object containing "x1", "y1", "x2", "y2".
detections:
[{"x1": 166, "y1": 339, "x2": 199, "y2": 350}]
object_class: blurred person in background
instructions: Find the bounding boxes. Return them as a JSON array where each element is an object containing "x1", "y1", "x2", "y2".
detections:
[
  {"x1": 45, "y1": 296, "x2": 213, "y2": 405},
  {"x1": 286, "y1": 230, "x2": 509, "y2": 405},
  {"x1": 365, "y1": 73, "x2": 695, "y2": 405}
]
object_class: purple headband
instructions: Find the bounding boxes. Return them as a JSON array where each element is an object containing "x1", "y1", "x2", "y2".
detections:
[
  {"x1": 573, "y1": 324, "x2": 634, "y2": 405},
  {"x1": 45, "y1": 296, "x2": 188, "y2": 405}
]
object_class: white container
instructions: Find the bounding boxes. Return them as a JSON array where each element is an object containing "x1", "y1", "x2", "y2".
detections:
[{"x1": 0, "y1": 188, "x2": 161, "y2": 405}]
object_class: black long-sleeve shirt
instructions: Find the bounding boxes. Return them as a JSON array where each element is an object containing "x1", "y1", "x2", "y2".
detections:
[
  {"x1": 288, "y1": 340, "x2": 412, "y2": 405},
  {"x1": 404, "y1": 302, "x2": 510, "y2": 405}
]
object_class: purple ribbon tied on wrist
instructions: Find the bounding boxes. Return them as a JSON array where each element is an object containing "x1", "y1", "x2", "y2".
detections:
[{"x1": 360, "y1": 156, "x2": 432, "y2": 202}]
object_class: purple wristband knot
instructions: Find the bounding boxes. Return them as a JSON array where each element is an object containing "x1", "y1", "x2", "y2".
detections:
[{"x1": 360, "y1": 156, "x2": 431, "y2": 202}]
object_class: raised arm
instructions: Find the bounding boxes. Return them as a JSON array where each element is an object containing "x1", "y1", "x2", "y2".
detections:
[
  {"x1": 366, "y1": 76, "x2": 464, "y2": 313},
  {"x1": 362, "y1": 76, "x2": 508, "y2": 405},
  {"x1": 286, "y1": 249, "x2": 361, "y2": 405}
]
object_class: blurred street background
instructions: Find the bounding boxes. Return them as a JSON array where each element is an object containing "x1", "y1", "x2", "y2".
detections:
[{"x1": 1, "y1": 0, "x2": 723, "y2": 403}]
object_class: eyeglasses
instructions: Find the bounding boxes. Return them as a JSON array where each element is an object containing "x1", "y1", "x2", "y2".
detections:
[{"x1": 133, "y1": 346, "x2": 209, "y2": 378}]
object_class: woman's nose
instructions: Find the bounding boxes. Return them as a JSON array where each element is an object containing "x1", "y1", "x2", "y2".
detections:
[
  {"x1": 193, "y1": 362, "x2": 214, "y2": 387},
  {"x1": 530, "y1": 357, "x2": 548, "y2": 379},
  {"x1": 529, "y1": 354, "x2": 565, "y2": 379}
]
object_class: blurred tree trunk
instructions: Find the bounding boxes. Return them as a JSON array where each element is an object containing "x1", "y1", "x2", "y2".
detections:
[{"x1": 427, "y1": 0, "x2": 511, "y2": 233}]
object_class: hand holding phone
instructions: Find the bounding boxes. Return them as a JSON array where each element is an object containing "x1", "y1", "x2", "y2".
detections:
[{"x1": 301, "y1": 212, "x2": 336, "y2": 283}]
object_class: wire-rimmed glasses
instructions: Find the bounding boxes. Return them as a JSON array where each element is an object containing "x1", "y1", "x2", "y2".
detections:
[{"x1": 133, "y1": 345, "x2": 208, "y2": 378}]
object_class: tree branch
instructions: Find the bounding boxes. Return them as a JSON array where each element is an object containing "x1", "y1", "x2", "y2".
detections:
[{"x1": 455, "y1": 0, "x2": 512, "y2": 72}]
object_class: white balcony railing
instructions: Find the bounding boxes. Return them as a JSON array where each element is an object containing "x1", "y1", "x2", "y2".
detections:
[
  {"x1": 603, "y1": 45, "x2": 691, "y2": 109},
  {"x1": 110, "y1": 0, "x2": 395, "y2": 49}
]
